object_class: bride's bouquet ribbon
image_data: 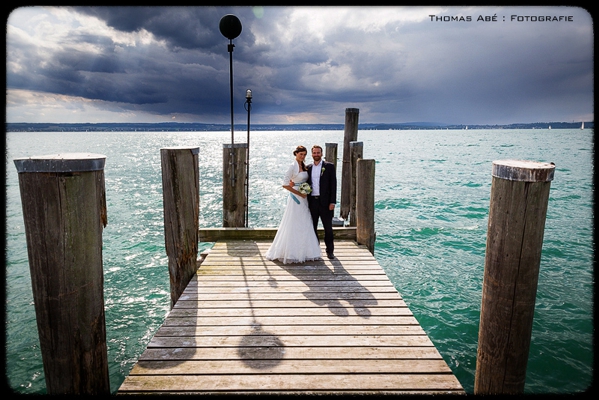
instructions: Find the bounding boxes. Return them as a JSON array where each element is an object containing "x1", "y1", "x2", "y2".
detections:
[{"x1": 289, "y1": 182, "x2": 310, "y2": 204}]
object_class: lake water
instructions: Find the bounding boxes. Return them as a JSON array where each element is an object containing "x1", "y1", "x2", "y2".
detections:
[{"x1": 4, "y1": 129, "x2": 593, "y2": 394}]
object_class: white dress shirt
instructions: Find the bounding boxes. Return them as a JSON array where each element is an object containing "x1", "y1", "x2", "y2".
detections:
[{"x1": 311, "y1": 161, "x2": 322, "y2": 196}]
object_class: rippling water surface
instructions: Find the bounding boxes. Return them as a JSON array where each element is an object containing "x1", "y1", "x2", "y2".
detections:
[{"x1": 4, "y1": 129, "x2": 593, "y2": 393}]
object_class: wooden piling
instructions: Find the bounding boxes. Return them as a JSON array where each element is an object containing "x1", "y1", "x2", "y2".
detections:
[
  {"x1": 356, "y1": 158, "x2": 376, "y2": 254},
  {"x1": 474, "y1": 159, "x2": 555, "y2": 395},
  {"x1": 349, "y1": 141, "x2": 363, "y2": 227},
  {"x1": 223, "y1": 143, "x2": 248, "y2": 227},
  {"x1": 13, "y1": 153, "x2": 110, "y2": 395},
  {"x1": 325, "y1": 142, "x2": 338, "y2": 172},
  {"x1": 161, "y1": 147, "x2": 200, "y2": 308},
  {"x1": 340, "y1": 108, "x2": 359, "y2": 220}
]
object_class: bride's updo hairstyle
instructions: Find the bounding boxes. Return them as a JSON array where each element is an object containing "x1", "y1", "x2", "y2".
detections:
[{"x1": 293, "y1": 145, "x2": 308, "y2": 171}]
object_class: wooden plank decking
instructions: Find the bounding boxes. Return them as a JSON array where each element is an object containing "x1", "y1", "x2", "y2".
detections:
[{"x1": 117, "y1": 240, "x2": 464, "y2": 395}]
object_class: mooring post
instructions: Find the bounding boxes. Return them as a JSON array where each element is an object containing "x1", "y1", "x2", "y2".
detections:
[
  {"x1": 223, "y1": 143, "x2": 248, "y2": 227},
  {"x1": 349, "y1": 141, "x2": 363, "y2": 227},
  {"x1": 325, "y1": 142, "x2": 338, "y2": 172},
  {"x1": 13, "y1": 153, "x2": 110, "y2": 395},
  {"x1": 161, "y1": 147, "x2": 200, "y2": 308},
  {"x1": 340, "y1": 107, "x2": 359, "y2": 220},
  {"x1": 475, "y1": 159, "x2": 555, "y2": 395},
  {"x1": 356, "y1": 158, "x2": 376, "y2": 254}
]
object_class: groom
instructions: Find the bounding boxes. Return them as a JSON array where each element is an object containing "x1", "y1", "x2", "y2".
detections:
[{"x1": 307, "y1": 145, "x2": 337, "y2": 259}]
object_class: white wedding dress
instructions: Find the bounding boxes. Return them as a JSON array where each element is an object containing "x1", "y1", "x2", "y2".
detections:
[{"x1": 265, "y1": 162, "x2": 322, "y2": 264}]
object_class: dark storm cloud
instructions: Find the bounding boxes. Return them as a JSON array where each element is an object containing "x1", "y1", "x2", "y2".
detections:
[
  {"x1": 10, "y1": 6, "x2": 272, "y2": 119},
  {"x1": 8, "y1": 34, "x2": 164, "y2": 105},
  {"x1": 5, "y1": 6, "x2": 594, "y2": 124},
  {"x1": 8, "y1": 7, "x2": 244, "y2": 116},
  {"x1": 75, "y1": 6, "x2": 258, "y2": 53},
  {"x1": 380, "y1": 11, "x2": 594, "y2": 124}
]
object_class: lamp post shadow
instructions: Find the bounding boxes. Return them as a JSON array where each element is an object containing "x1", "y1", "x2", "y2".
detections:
[{"x1": 226, "y1": 241, "x2": 286, "y2": 369}]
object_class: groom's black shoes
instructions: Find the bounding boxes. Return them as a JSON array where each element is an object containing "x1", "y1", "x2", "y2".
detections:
[{"x1": 327, "y1": 251, "x2": 335, "y2": 259}]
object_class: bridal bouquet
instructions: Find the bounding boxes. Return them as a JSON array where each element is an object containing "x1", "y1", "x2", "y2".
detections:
[{"x1": 298, "y1": 182, "x2": 312, "y2": 195}]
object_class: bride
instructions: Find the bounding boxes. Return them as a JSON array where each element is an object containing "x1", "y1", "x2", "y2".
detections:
[{"x1": 265, "y1": 145, "x2": 322, "y2": 263}]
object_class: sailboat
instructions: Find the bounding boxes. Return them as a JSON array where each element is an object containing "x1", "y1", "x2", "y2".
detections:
[{"x1": 581, "y1": 121, "x2": 585, "y2": 130}]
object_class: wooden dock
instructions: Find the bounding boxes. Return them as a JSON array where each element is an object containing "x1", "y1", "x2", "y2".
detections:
[{"x1": 117, "y1": 239, "x2": 464, "y2": 394}]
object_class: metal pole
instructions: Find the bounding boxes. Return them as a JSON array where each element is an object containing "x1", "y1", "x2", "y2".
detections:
[
  {"x1": 245, "y1": 94, "x2": 251, "y2": 227},
  {"x1": 228, "y1": 39, "x2": 235, "y2": 146},
  {"x1": 219, "y1": 14, "x2": 242, "y2": 192}
]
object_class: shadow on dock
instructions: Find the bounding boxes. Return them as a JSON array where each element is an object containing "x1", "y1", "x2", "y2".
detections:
[
  {"x1": 273, "y1": 258, "x2": 378, "y2": 318},
  {"x1": 227, "y1": 241, "x2": 286, "y2": 369},
  {"x1": 140, "y1": 241, "x2": 380, "y2": 374},
  {"x1": 237, "y1": 323, "x2": 286, "y2": 369}
]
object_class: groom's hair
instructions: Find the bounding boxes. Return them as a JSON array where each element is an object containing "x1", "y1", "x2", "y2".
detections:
[{"x1": 311, "y1": 145, "x2": 323, "y2": 152}]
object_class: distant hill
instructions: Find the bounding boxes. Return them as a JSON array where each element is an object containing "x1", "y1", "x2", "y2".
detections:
[{"x1": 5, "y1": 121, "x2": 593, "y2": 132}]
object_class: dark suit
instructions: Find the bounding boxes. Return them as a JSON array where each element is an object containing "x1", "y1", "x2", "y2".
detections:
[{"x1": 307, "y1": 160, "x2": 337, "y2": 254}]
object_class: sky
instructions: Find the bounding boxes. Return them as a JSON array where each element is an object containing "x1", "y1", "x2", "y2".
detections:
[{"x1": 4, "y1": 5, "x2": 594, "y2": 125}]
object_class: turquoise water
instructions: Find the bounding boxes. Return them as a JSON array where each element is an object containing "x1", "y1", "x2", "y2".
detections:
[{"x1": 4, "y1": 129, "x2": 593, "y2": 394}]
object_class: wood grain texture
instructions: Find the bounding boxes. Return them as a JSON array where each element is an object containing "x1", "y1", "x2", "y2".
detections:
[
  {"x1": 17, "y1": 165, "x2": 109, "y2": 394},
  {"x1": 118, "y1": 240, "x2": 464, "y2": 395},
  {"x1": 161, "y1": 147, "x2": 199, "y2": 308},
  {"x1": 222, "y1": 144, "x2": 248, "y2": 227},
  {"x1": 475, "y1": 172, "x2": 552, "y2": 394}
]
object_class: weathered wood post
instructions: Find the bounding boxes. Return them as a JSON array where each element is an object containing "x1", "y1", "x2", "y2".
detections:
[
  {"x1": 13, "y1": 153, "x2": 110, "y2": 395},
  {"x1": 340, "y1": 107, "x2": 359, "y2": 220},
  {"x1": 356, "y1": 158, "x2": 376, "y2": 254},
  {"x1": 325, "y1": 142, "x2": 338, "y2": 172},
  {"x1": 161, "y1": 147, "x2": 200, "y2": 308},
  {"x1": 223, "y1": 143, "x2": 248, "y2": 227},
  {"x1": 475, "y1": 159, "x2": 555, "y2": 395},
  {"x1": 349, "y1": 141, "x2": 363, "y2": 227}
]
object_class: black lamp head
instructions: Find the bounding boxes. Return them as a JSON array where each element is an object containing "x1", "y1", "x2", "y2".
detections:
[{"x1": 219, "y1": 14, "x2": 242, "y2": 40}]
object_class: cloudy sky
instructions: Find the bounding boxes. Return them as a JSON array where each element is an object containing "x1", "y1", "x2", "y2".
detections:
[{"x1": 5, "y1": 5, "x2": 594, "y2": 125}]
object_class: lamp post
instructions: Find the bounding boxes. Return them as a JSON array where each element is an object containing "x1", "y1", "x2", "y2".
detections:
[
  {"x1": 244, "y1": 89, "x2": 252, "y2": 227},
  {"x1": 219, "y1": 14, "x2": 242, "y2": 146},
  {"x1": 219, "y1": 14, "x2": 242, "y2": 190}
]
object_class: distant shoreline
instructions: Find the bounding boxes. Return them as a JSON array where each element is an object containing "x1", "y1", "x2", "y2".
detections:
[{"x1": 5, "y1": 121, "x2": 592, "y2": 132}]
